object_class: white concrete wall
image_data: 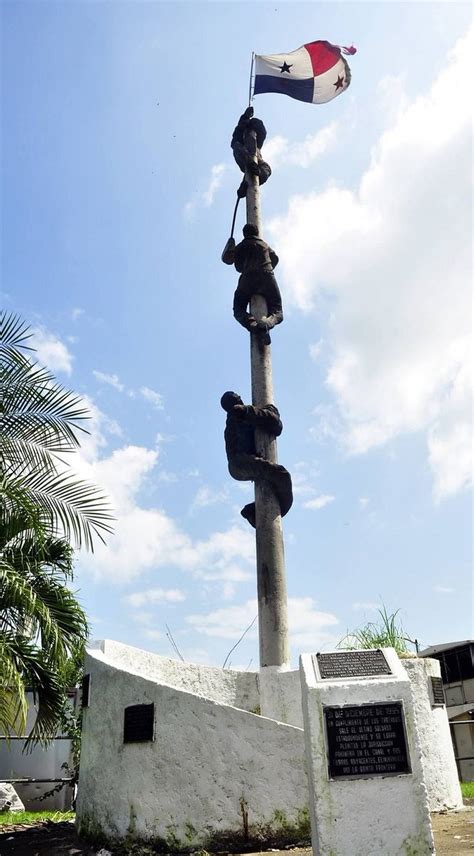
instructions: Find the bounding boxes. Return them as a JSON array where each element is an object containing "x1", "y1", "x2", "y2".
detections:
[
  {"x1": 403, "y1": 657, "x2": 463, "y2": 809},
  {"x1": 77, "y1": 644, "x2": 308, "y2": 849},
  {"x1": 92, "y1": 640, "x2": 260, "y2": 712},
  {"x1": 300, "y1": 648, "x2": 435, "y2": 856},
  {"x1": 259, "y1": 666, "x2": 303, "y2": 726}
]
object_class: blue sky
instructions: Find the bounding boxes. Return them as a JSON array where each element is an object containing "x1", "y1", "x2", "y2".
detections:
[{"x1": 2, "y1": 1, "x2": 472, "y2": 669}]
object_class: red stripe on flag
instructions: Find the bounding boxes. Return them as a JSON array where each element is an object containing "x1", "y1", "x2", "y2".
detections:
[{"x1": 304, "y1": 40, "x2": 341, "y2": 76}]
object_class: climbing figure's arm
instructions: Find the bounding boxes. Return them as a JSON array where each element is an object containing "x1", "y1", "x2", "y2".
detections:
[{"x1": 233, "y1": 403, "x2": 283, "y2": 437}]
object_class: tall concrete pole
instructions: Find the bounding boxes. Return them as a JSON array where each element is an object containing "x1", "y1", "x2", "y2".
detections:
[{"x1": 245, "y1": 137, "x2": 290, "y2": 671}]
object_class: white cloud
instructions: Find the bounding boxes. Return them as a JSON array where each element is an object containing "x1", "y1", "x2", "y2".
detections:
[
  {"x1": 268, "y1": 27, "x2": 473, "y2": 501},
  {"x1": 156, "y1": 470, "x2": 178, "y2": 483},
  {"x1": 359, "y1": 497, "x2": 370, "y2": 509},
  {"x1": 184, "y1": 163, "x2": 228, "y2": 216},
  {"x1": 192, "y1": 484, "x2": 229, "y2": 509},
  {"x1": 433, "y1": 585, "x2": 454, "y2": 594},
  {"x1": 309, "y1": 339, "x2": 324, "y2": 362},
  {"x1": 352, "y1": 601, "x2": 380, "y2": 612},
  {"x1": 32, "y1": 327, "x2": 73, "y2": 375},
  {"x1": 75, "y1": 404, "x2": 255, "y2": 585},
  {"x1": 303, "y1": 494, "x2": 335, "y2": 510},
  {"x1": 71, "y1": 307, "x2": 84, "y2": 321},
  {"x1": 93, "y1": 370, "x2": 124, "y2": 392},
  {"x1": 130, "y1": 611, "x2": 154, "y2": 625},
  {"x1": 376, "y1": 74, "x2": 408, "y2": 127},
  {"x1": 125, "y1": 588, "x2": 186, "y2": 607},
  {"x1": 186, "y1": 600, "x2": 258, "y2": 640},
  {"x1": 202, "y1": 164, "x2": 227, "y2": 206},
  {"x1": 264, "y1": 122, "x2": 339, "y2": 169},
  {"x1": 186, "y1": 596, "x2": 339, "y2": 652},
  {"x1": 291, "y1": 462, "x2": 321, "y2": 499},
  {"x1": 198, "y1": 563, "x2": 252, "y2": 601},
  {"x1": 143, "y1": 629, "x2": 164, "y2": 641},
  {"x1": 289, "y1": 597, "x2": 340, "y2": 651},
  {"x1": 140, "y1": 386, "x2": 164, "y2": 410}
]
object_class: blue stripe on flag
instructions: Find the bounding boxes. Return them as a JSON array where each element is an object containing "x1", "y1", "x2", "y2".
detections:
[{"x1": 254, "y1": 74, "x2": 314, "y2": 103}]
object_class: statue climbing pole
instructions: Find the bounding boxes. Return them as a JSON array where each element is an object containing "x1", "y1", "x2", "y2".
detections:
[
  {"x1": 221, "y1": 108, "x2": 291, "y2": 671},
  {"x1": 246, "y1": 137, "x2": 290, "y2": 670}
]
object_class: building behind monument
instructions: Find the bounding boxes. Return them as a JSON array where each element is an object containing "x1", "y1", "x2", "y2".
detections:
[{"x1": 420, "y1": 640, "x2": 474, "y2": 781}]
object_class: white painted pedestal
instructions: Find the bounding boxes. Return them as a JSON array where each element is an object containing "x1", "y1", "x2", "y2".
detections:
[{"x1": 300, "y1": 648, "x2": 435, "y2": 856}]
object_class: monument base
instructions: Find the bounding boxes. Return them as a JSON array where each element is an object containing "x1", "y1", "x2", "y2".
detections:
[
  {"x1": 76, "y1": 641, "x2": 309, "y2": 851},
  {"x1": 300, "y1": 647, "x2": 435, "y2": 856}
]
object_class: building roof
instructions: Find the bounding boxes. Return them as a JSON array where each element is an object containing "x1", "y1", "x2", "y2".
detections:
[
  {"x1": 419, "y1": 640, "x2": 474, "y2": 657},
  {"x1": 447, "y1": 703, "x2": 474, "y2": 719}
]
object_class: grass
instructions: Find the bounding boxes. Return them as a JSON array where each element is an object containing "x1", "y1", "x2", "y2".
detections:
[
  {"x1": 0, "y1": 810, "x2": 74, "y2": 826},
  {"x1": 461, "y1": 781, "x2": 474, "y2": 799},
  {"x1": 338, "y1": 605, "x2": 414, "y2": 655}
]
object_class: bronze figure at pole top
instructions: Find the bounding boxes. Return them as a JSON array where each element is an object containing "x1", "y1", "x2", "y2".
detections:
[{"x1": 231, "y1": 106, "x2": 271, "y2": 189}]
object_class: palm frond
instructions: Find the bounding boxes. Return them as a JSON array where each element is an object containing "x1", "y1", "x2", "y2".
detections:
[
  {"x1": 3, "y1": 535, "x2": 74, "y2": 579},
  {"x1": 0, "y1": 637, "x2": 29, "y2": 737},
  {"x1": 0, "y1": 437, "x2": 60, "y2": 476},
  {"x1": 24, "y1": 470, "x2": 114, "y2": 551},
  {"x1": 0, "y1": 632, "x2": 65, "y2": 747},
  {"x1": 0, "y1": 312, "x2": 34, "y2": 362},
  {"x1": 1, "y1": 358, "x2": 89, "y2": 453},
  {"x1": 0, "y1": 476, "x2": 46, "y2": 548}
]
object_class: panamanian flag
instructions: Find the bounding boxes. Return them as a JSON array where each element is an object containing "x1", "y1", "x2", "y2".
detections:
[{"x1": 254, "y1": 40, "x2": 356, "y2": 104}]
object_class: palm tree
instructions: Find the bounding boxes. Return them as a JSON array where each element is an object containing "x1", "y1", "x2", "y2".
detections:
[
  {"x1": 0, "y1": 312, "x2": 113, "y2": 549},
  {"x1": 0, "y1": 311, "x2": 113, "y2": 740},
  {"x1": 0, "y1": 518, "x2": 88, "y2": 743}
]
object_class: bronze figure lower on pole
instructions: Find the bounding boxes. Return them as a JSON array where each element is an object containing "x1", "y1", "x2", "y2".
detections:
[{"x1": 221, "y1": 107, "x2": 292, "y2": 672}]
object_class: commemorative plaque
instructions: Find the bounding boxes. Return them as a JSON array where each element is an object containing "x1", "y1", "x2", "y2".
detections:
[
  {"x1": 324, "y1": 702, "x2": 410, "y2": 779},
  {"x1": 316, "y1": 649, "x2": 392, "y2": 680},
  {"x1": 431, "y1": 676, "x2": 445, "y2": 707},
  {"x1": 123, "y1": 703, "x2": 155, "y2": 743}
]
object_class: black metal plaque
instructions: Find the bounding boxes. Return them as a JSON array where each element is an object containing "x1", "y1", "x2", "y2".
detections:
[
  {"x1": 81, "y1": 673, "x2": 91, "y2": 708},
  {"x1": 431, "y1": 676, "x2": 445, "y2": 706},
  {"x1": 316, "y1": 649, "x2": 392, "y2": 679},
  {"x1": 325, "y1": 702, "x2": 410, "y2": 779},
  {"x1": 123, "y1": 703, "x2": 155, "y2": 743}
]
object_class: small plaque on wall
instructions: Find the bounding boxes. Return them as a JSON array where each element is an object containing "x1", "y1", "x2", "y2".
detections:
[
  {"x1": 81, "y1": 673, "x2": 91, "y2": 708},
  {"x1": 324, "y1": 702, "x2": 410, "y2": 779},
  {"x1": 123, "y1": 703, "x2": 155, "y2": 743},
  {"x1": 316, "y1": 649, "x2": 392, "y2": 680},
  {"x1": 431, "y1": 676, "x2": 445, "y2": 707}
]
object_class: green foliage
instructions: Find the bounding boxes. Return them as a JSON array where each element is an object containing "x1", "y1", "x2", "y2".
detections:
[
  {"x1": 338, "y1": 605, "x2": 414, "y2": 655},
  {"x1": 0, "y1": 311, "x2": 113, "y2": 743},
  {"x1": 0, "y1": 312, "x2": 114, "y2": 550},
  {"x1": 0, "y1": 810, "x2": 74, "y2": 824},
  {"x1": 0, "y1": 527, "x2": 88, "y2": 744},
  {"x1": 461, "y1": 781, "x2": 474, "y2": 799}
]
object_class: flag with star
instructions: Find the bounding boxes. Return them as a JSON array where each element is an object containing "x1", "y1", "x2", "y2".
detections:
[{"x1": 254, "y1": 40, "x2": 356, "y2": 104}]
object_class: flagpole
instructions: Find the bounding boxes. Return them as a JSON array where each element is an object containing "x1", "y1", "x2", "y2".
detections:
[
  {"x1": 248, "y1": 52, "x2": 255, "y2": 107},
  {"x1": 244, "y1": 126, "x2": 290, "y2": 674}
]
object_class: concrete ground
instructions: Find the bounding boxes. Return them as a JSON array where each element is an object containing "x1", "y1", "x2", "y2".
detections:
[{"x1": 0, "y1": 808, "x2": 472, "y2": 855}]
